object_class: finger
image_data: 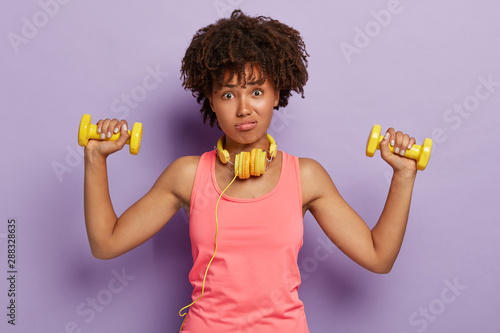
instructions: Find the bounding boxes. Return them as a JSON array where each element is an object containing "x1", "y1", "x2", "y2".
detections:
[
  {"x1": 393, "y1": 131, "x2": 403, "y2": 155},
  {"x1": 96, "y1": 119, "x2": 104, "y2": 135},
  {"x1": 106, "y1": 119, "x2": 120, "y2": 138},
  {"x1": 100, "y1": 119, "x2": 112, "y2": 140},
  {"x1": 381, "y1": 127, "x2": 395, "y2": 146},
  {"x1": 387, "y1": 127, "x2": 396, "y2": 147},
  {"x1": 379, "y1": 127, "x2": 395, "y2": 157},
  {"x1": 101, "y1": 119, "x2": 115, "y2": 139},
  {"x1": 399, "y1": 134, "x2": 410, "y2": 156},
  {"x1": 116, "y1": 119, "x2": 128, "y2": 133},
  {"x1": 112, "y1": 119, "x2": 122, "y2": 135},
  {"x1": 407, "y1": 137, "x2": 416, "y2": 151},
  {"x1": 115, "y1": 121, "x2": 130, "y2": 146}
]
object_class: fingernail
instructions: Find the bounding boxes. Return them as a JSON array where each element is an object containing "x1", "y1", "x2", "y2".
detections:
[
  {"x1": 114, "y1": 127, "x2": 119, "y2": 134},
  {"x1": 400, "y1": 149, "x2": 405, "y2": 156},
  {"x1": 391, "y1": 140, "x2": 395, "y2": 146},
  {"x1": 107, "y1": 131, "x2": 112, "y2": 138},
  {"x1": 100, "y1": 132, "x2": 106, "y2": 139},
  {"x1": 395, "y1": 147, "x2": 400, "y2": 154},
  {"x1": 123, "y1": 124, "x2": 128, "y2": 131},
  {"x1": 97, "y1": 127, "x2": 101, "y2": 134},
  {"x1": 384, "y1": 133, "x2": 390, "y2": 140},
  {"x1": 407, "y1": 144, "x2": 412, "y2": 150}
]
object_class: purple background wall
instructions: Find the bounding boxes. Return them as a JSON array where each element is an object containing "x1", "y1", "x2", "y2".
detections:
[{"x1": 1, "y1": 0, "x2": 499, "y2": 332}]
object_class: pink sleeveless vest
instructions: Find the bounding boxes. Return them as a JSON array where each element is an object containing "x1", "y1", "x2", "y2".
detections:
[{"x1": 182, "y1": 150, "x2": 309, "y2": 333}]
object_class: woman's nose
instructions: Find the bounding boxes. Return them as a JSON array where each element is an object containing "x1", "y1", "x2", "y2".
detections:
[{"x1": 236, "y1": 96, "x2": 252, "y2": 117}]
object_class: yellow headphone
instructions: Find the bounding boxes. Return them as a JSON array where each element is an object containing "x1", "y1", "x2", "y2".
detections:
[{"x1": 216, "y1": 134, "x2": 277, "y2": 179}]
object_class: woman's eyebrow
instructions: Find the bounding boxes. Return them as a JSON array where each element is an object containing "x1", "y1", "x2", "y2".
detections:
[{"x1": 222, "y1": 81, "x2": 263, "y2": 88}]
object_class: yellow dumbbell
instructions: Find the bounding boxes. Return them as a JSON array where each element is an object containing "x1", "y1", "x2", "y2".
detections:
[
  {"x1": 366, "y1": 124, "x2": 432, "y2": 171},
  {"x1": 78, "y1": 114, "x2": 143, "y2": 155}
]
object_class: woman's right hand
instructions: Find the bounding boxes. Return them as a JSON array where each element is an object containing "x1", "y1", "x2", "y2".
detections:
[{"x1": 85, "y1": 118, "x2": 131, "y2": 158}]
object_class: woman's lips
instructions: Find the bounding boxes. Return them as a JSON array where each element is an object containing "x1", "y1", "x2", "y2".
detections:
[{"x1": 235, "y1": 120, "x2": 257, "y2": 131}]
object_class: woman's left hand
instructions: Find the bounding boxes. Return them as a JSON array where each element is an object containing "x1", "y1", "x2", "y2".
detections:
[{"x1": 379, "y1": 128, "x2": 418, "y2": 176}]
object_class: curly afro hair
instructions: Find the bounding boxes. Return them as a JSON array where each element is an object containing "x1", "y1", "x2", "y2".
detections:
[{"x1": 181, "y1": 10, "x2": 309, "y2": 127}]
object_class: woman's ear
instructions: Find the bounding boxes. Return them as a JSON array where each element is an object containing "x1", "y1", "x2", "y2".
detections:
[
  {"x1": 208, "y1": 96, "x2": 215, "y2": 113},
  {"x1": 273, "y1": 88, "x2": 280, "y2": 107}
]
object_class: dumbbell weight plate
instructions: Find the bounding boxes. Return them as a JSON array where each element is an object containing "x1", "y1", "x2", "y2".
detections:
[
  {"x1": 366, "y1": 124, "x2": 382, "y2": 157},
  {"x1": 416, "y1": 138, "x2": 432, "y2": 171},
  {"x1": 129, "y1": 122, "x2": 143, "y2": 155},
  {"x1": 78, "y1": 114, "x2": 93, "y2": 147}
]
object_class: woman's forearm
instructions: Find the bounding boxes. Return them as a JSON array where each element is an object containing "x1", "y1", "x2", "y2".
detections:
[
  {"x1": 83, "y1": 151, "x2": 119, "y2": 258},
  {"x1": 371, "y1": 170, "x2": 416, "y2": 272}
]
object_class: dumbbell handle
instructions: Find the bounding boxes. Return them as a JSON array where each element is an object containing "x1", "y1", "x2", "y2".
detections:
[
  {"x1": 375, "y1": 135, "x2": 423, "y2": 159},
  {"x1": 86, "y1": 124, "x2": 133, "y2": 143}
]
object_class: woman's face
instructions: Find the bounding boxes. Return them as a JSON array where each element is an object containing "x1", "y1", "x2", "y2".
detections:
[{"x1": 209, "y1": 64, "x2": 279, "y2": 151}]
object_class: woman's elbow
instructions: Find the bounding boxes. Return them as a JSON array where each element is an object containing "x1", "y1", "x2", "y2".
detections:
[
  {"x1": 91, "y1": 251, "x2": 116, "y2": 260},
  {"x1": 362, "y1": 257, "x2": 395, "y2": 274},
  {"x1": 89, "y1": 242, "x2": 120, "y2": 260},
  {"x1": 372, "y1": 267, "x2": 392, "y2": 274},
  {"x1": 369, "y1": 261, "x2": 394, "y2": 274}
]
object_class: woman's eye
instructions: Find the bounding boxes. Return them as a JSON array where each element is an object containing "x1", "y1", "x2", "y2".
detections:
[
  {"x1": 253, "y1": 89, "x2": 263, "y2": 96},
  {"x1": 222, "y1": 92, "x2": 234, "y2": 100}
]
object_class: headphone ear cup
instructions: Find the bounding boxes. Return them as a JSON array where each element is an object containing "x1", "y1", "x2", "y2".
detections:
[
  {"x1": 253, "y1": 149, "x2": 262, "y2": 177},
  {"x1": 234, "y1": 153, "x2": 241, "y2": 177},
  {"x1": 241, "y1": 151, "x2": 250, "y2": 179},
  {"x1": 235, "y1": 152, "x2": 245, "y2": 179},
  {"x1": 250, "y1": 149, "x2": 256, "y2": 176},
  {"x1": 234, "y1": 152, "x2": 252, "y2": 179},
  {"x1": 267, "y1": 134, "x2": 277, "y2": 158},
  {"x1": 248, "y1": 149, "x2": 268, "y2": 177},
  {"x1": 216, "y1": 135, "x2": 230, "y2": 163},
  {"x1": 257, "y1": 149, "x2": 266, "y2": 176}
]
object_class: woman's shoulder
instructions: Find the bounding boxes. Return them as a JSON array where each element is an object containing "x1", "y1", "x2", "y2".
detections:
[
  {"x1": 167, "y1": 155, "x2": 202, "y2": 179},
  {"x1": 298, "y1": 157, "x2": 338, "y2": 209},
  {"x1": 298, "y1": 157, "x2": 327, "y2": 176},
  {"x1": 155, "y1": 155, "x2": 203, "y2": 189},
  {"x1": 153, "y1": 155, "x2": 203, "y2": 207},
  {"x1": 298, "y1": 157, "x2": 333, "y2": 188}
]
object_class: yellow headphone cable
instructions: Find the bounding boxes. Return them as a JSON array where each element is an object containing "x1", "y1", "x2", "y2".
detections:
[{"x1": 178, "y1": 169, "x2": 239, "y2": 332}]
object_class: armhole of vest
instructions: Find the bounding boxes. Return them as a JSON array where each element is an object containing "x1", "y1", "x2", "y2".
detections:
[
  {"x1": 287, "y1": 153, "x2": 303, "y2": 211},
  {"x1": 293, "y1": 155, "x2": 303, "y2": 210},
  {"x1": 189, "y1": 152, "x2": 209, "y2": 216}
]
